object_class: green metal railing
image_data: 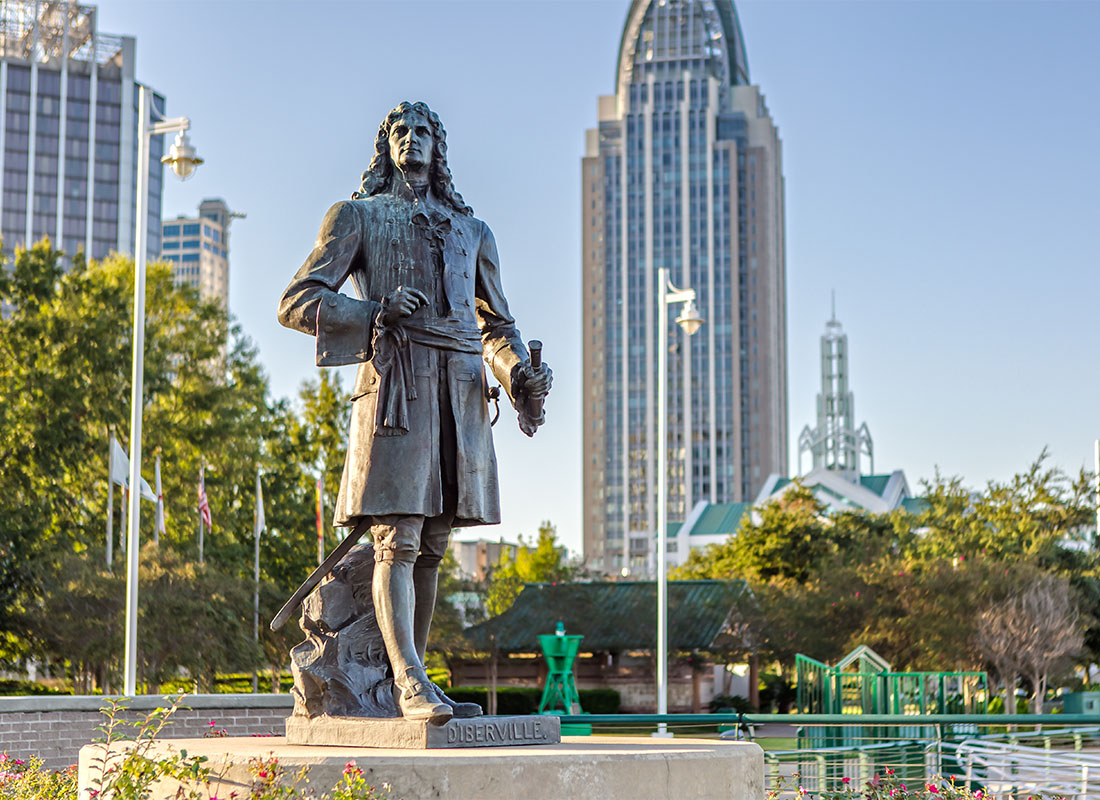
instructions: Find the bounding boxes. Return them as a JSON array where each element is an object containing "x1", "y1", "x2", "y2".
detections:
[
  {"x1": 795, "y1": 654, "x2": 988, "y2": 715},
  {"x1": 556, "y1": 713, "x2": 1100, "y2": 798}
]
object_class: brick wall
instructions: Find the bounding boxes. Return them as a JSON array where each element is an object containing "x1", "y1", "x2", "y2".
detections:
[{"x1": 0, "y1": 694, "x2": 293, "y2": 770}]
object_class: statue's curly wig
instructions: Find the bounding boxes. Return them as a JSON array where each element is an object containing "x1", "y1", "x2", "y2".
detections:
[{"x1": 352, "y1": 101, "x2": 473, "y2": 217}]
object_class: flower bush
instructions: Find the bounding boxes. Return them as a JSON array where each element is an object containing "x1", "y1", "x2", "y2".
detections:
[
  {"x1": 767, "y1": 769, "x2": 1068, "y2": 800},
  {"x1": 0, "y1": 754, "x2": 78, "y2": 800},
  {"x1": 2, "y1": 698, "x2": 392, "y2": 799}
]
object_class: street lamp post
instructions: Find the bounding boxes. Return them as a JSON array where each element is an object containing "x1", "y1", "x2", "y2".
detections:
[
  {"x1": 655, "y1": 266, "x2": 703, "y2": 736},
  {"x1": 123, "y1": 85, "x2": 203, "y2": 696}
]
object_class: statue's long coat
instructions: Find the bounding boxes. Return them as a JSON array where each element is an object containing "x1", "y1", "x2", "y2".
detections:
[{"x1": 278, "y1": 181, "x2": 528, "y2": 528}]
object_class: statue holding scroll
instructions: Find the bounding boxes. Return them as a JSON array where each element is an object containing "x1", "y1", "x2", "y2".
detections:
[{"x1": 276, "y1": 101, "x2": 552, "y2": 724}]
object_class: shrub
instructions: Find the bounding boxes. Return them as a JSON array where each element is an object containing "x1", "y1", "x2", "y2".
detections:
[
  {"x1": 1, "y1": 697, "x2": 395, "y2": 799},
  {"x1": 768, "y1": 769, "x2": 1067, "y2": 800},
  {"x1": 0, "y1": 754, "x2": 77, "y2": 800},
  {"x1": 708, "y1": 694, "x2": 755, "y2": 713},
  {"x1": 444, "y1": 686, "x2": 621, "y2": 714},
  {"x1": 0, "y1": 680, "x2": 70, "y2": 696}
]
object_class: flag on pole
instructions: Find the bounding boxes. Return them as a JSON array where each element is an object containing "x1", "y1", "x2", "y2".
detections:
[
  {"x1": 154, "y1": 454, "x2": 166, "y2": 543},
  {"x1": 254, "y1": 471, "x2": 265, "y2": 540},
  {"x1": 198, "y1": 466, "x2": 212, "y2": 529},
  {"x1": 109, "y1": 434, "x2": 156, "y2": 501}
]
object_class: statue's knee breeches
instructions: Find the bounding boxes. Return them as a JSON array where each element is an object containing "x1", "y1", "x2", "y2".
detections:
[
  {"x1": 370, "y1": 515, "x2": 424, "y2": 564},
  {"x1": 369, "y1": 510, "x2": 454, "y2": 567}
]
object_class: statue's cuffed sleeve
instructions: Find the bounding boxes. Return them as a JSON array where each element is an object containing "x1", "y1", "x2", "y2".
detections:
[
  {"x1": 474, "y1": 221, "x2": 529, "y2": 403},
  {"x1": 278, "y1": 201, "x2": 381, "y2": 366}
]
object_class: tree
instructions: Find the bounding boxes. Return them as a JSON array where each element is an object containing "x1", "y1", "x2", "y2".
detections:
[
  {"x1": 975, "y1": 574, "x2": 1085, "y2": 714},
  {"x1": 484, "y1": 521, "x2": 576, "y2": 616},
  {"x1": 0, "y1": 240, "x2": 335, "y2": 683}
]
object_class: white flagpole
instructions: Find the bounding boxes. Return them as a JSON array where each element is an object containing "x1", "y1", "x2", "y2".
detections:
[
  {"x1": 253, "y1": 469, "x2": 264, "y2": 693},
  {"x1": 106, "y1": 432, "x2": 115, "y2": 570}
]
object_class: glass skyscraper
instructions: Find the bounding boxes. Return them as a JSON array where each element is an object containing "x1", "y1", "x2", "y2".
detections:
[
  {"x1": 0, "y1": 1, "x2": 164, "y2": 262},
  {"x1": 582, "y1": 0, "x2": 788, "y2": 573}
]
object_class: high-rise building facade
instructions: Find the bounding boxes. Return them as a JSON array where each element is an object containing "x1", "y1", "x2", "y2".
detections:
[
  {"x1": 0, "y1": 1, "x2": 164, "y2": 261},
  {"x1": 582, "y1": 0, "x2": 788, "y2": 573},
  {"x1": 161, "y1": 198, "x2": 241, "y2": 306}
]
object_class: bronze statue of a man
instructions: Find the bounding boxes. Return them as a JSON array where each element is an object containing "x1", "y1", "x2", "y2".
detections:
[{"x1": 278, "y1": 101, "x2": 551, "y2": 723}]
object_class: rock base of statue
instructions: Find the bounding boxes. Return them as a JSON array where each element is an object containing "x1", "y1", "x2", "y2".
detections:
[
  {"x1": 79, "y1": 736, "x2": 763, "y2": 800},
  {"x1": 285, "y1": 713, "x2": 560, "y2": 748},
  {"x1": 290, "y1": 541, "x2": 423, "y2": 720}
]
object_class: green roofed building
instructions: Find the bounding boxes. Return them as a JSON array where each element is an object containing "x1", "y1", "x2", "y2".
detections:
[
  {"x1": 458, "y1": 580, "x2": 756, "y2": 712},
  {"x1": 466, "y1": 579, "x2": 749, "y2": 654},
  {"x1": 666, "y1": 468, "x2": 924, "y2": 569}
]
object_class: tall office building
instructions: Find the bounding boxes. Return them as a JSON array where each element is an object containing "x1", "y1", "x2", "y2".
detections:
[
  {"x1": 161, "y1": 198, "x2": 242, "y2": 306},
  {"x1": 582, "y1": 0, "x2": 788, "y2": 573},
  {"x1": 0, "y1": 1, "x2": 164, "y2": 261}
]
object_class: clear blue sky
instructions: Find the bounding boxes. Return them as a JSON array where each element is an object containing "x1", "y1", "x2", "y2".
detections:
[{"x1": 99, "y1": 1, "x2": 1100, "y2": 555}]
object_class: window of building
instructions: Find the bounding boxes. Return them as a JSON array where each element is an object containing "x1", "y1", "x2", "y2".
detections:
[
  {"x1": 182, "y1": 239, "x2": 199, "y2": 249},
  {"x1": 162, "y1": 224, "x2": 180, "y2": 237},
  {"x1": 182, "y1": 253, "x2": 199, "y2": 262},
  {"x1": 162, "y1": 240, "x2": 180, "y2": 250},
  {"x1": 182, "y1": 223, "x2": 200, "y2": 235}
]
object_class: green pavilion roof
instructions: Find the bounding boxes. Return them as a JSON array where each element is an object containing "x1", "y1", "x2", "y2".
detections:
[{"x1": 466, "y1": 579, "x2": 749, "y2": 654}]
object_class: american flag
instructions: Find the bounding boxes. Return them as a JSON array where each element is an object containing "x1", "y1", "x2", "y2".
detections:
[{"x1": 198, "y1": 466, "x2": 212, "y2": 528}]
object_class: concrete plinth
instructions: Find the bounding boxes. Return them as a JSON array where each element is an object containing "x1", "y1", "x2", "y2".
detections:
[
  {"x1": 79, "y1": 735, "x2": 763, "y2": 800},
  {"x1": 285, "y1": 713, "x2": 560, "y2": 748}
]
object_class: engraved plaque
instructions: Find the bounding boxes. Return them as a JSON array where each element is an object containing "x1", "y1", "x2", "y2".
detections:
[{"x1": 285, "y1": 714, "x2": 561, "y2": 749}]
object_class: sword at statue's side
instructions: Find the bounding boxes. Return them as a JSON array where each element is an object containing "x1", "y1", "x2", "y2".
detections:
[{"x1": 270, "y1": 517, "x2": 371, "y2": 631}]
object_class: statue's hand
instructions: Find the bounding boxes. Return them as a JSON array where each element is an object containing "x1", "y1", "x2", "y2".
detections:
[
  {"x1": 380, "y1": 286, "x2": 428, "y2": 326},
  {"x1": 516, "y1": 361, "x2": 553, "y2": 399},
  {"x1": 513, "y1": 360, "x2": 551, "y2": 437}
]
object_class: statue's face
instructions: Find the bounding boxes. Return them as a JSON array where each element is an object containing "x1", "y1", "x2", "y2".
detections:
[{"x1": 388, "y1": 110, "x2": 434, "y2": 174}]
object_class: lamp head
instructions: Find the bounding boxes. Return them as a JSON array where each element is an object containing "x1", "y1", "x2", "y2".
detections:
[
  {"x1": 161, "y1": 131, "x2": 203, "y2": 180},
  {"x1": 676, "y1": 300, "x2": 704, "y2": 336}
]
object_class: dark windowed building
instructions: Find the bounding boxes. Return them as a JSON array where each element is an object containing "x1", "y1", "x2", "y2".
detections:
[{"x1": 582, "y1": 0, "x2": 788, "y2": 573}]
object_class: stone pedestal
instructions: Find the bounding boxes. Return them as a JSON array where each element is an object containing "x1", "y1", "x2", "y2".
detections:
[
  {"x1": 79, "y1": 735, "x2": 763, "y2": 800},
  {"x1": 285, "y1": 713, "x2": 560, "y2": 748}
]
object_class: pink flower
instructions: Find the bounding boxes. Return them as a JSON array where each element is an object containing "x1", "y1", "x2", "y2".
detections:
[
  {"x1": 841, "y1": 777, "x2": 850, "y2": 784},
  {"x1": 927, "y1": 784, "x2": 939, "y2": 793}
]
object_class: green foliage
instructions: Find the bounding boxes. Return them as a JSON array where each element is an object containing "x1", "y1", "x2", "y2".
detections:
[
  {"x1": 485, "y1": 521, "x2": 576, "y2": 616},
  {"x1": 0, "y1": 240, "x2": 355, "y2": 688},
  {"x1": 3, "y1": 698, "x2": 395, "y2": 799},
  {"x1": 0, "y1": 680, "x2": 67, "y2": 696},
  {"x1": 708, "y1": 694, "x2": 755, "y2": 713},
  {"x1": 669, "y1": 453, "x2": 1100, "y2": 718},
  {"x1": 577, "y1": 687, "x2": 622, "y2": 714}
]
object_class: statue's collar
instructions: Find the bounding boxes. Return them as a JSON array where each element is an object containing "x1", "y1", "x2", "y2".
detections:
[{"x1": 391, "y1": 178, "x2": 452, "y2": 219}]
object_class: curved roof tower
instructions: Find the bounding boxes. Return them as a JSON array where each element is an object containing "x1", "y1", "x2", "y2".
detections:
[
  {"x1": 583, "y1": 0, "x2": 787, "y2": 574},
  {"x1": 616, "y1": 0, "x2": 750, "y2": 101}
]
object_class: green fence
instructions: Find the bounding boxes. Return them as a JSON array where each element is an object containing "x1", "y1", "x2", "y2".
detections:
[{"x1": 557, "y1": 712, "x2": 1100, "y2": 798}]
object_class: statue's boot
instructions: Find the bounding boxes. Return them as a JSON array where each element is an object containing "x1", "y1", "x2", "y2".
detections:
[
  {"x1": 414, "y1": 564, "x2": 483, "y2": 718},
  {"x1": 392, "y1": 666, "x2": 452, "y2": 723},
  {"x1": 375, "y1": 560, "x2": 451, "y2": 723}
]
